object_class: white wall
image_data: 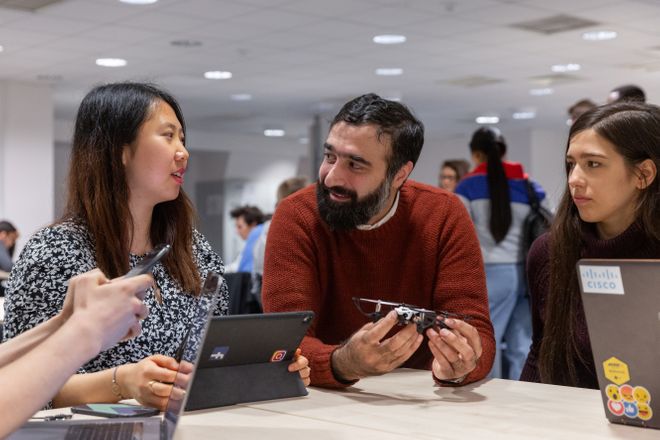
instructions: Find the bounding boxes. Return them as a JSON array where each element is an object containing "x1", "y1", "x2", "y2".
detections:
[{"x1": 0, "y1": 81, "x2": 54, "y2": 257}]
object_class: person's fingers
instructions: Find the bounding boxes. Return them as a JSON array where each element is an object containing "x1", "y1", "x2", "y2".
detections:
[
  {"x1": 178, "y1": 360, "x2": 194, "y2": 375},
  {"x1": 110, "y1": 274, "x2": 154, "y2": 296},
  {"x1": 68, "y1": 269, "x2": 108, "y2": 297},
  {"x1": 288, "y1": 355, "x2": 309, "y2": 372},
  {"x1": 432, "y1": 356, "x2": 455, "y2": 379},
  {"x1": 134, "y1": 301, "x2": 149, "y2": 321},
  {"x1": 380, "y1": 323, "x2": 418, "y2": 353},
  {"x1": 427, "y1": 329, "x2": 458, "y2": 378},
  {"x1": 124, "y1": 321, "x2": 142, "y2": 341},
  {"x1": 442, "y1": 318, "x2": 483, "y2": 359},
  {"x1": 147, "y1": 380, "x2": 174, "y2": 398},
  {"x1": 149, "y1": 354, "x2": 180, "y2": 371},
  {"x1": 388, "y1": 332, "x2": 423, "y2": 368},
  {"x1": 362, "y1": 310, "x2": 399, "y2": 343}
]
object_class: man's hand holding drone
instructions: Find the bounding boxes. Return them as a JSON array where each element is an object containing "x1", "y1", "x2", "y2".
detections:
[
  {"x1": 331, "y1": 310, "x2": 423, "y2": 381},
  {"x1": 426, "y1": 317, "x2": 482, "y2": 383}
]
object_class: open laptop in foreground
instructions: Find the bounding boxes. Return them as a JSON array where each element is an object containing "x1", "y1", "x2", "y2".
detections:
[
  {"x1": 185, "y1": 311, "x2": 313, "y2": 411},
  {"x1": 9, "y1": 272, "x2": 222, "y2": 440},
  {"x1": 577, "y1": 259, "x2": 660, "y2": 430}
]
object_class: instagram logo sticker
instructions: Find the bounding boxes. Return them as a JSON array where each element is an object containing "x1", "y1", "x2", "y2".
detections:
[{"x1": 270, "y1": 350, "x2": 287, "y2": 362}]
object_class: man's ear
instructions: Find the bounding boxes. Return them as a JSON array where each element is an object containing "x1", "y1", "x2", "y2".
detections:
[
  {"x1": 636, "y1": 159, "x2": 657, "y2": 189},
  {"x1": 393, "y1": 161, "x2": 414, "y2": 189}
]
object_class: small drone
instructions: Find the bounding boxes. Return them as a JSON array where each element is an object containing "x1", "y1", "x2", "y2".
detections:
[{"x1": 352, "y1": 297, "x2": 471, "y2": 334}]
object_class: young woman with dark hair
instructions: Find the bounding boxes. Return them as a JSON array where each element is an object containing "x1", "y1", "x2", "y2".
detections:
[
  {"x1": 4, "y1": 82, "x2": 310, "y2": 410},
  {"x1": 456, "y1": 127, "x2": 548, "y2": 380},
  {"x1": 521, "y1": 102, "x2": 659, "y2": 388}
]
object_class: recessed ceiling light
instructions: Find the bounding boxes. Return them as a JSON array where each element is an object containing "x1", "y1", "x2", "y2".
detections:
[
  {"x1": 231, "y1": 93, "x2": 252, "y2": 101},
  {"x1": 96, "y1": 58, "x2": 127, "y2": 67},
  {"x1": 119, "y1": 0, "x2": 158, "y2": 4},
  {"x1": 0, "y1": 45, "x2": 4, "y2": 53},
  {"x1": 264, "y1": 129, "x2": 285, "y2": 137},
  {"x1": 204, "y1": 71, "x2": 232, "y2": 79},
  {"x1": 373, "y1": 35, "x2": 407, "y2": 44},
  {"x1": 476, "y1": 116, "x2": 499, "y2": 124},
  {"x1": 551, "y1": 63, "x2": 581, "y2": 72},
  {"x1": 170, "y1": 39, "x2": 202, "y2": 47},
  {"x1": 375, "y1": 68, "x2": 403, "y2": 76},
  {"x1": 582, "y1": 30, "x2": 617, "y2": 41},
  {"x1": 512, "y1": 111, "x2": 536, "y2": 120},
  {"x1": 530, "y1": 88, "x2": 554, "y2": 96}
]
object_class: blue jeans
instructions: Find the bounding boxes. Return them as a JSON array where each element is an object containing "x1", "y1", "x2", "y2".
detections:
[{"x1": 485, "y1": 263, "x2": 531, "y2": 380}]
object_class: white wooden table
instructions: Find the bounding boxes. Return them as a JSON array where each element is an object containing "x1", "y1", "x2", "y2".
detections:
[{"x1": 173, "y1": 369, "x2": 658, "y2": 439}]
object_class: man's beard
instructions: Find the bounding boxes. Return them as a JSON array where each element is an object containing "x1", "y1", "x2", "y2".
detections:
[{"x1": 316, "y1": 176, "x2": 392, "y2": 230}]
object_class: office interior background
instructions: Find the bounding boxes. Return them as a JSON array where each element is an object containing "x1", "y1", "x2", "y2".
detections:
[{"x1": 0, "y1": 0, "x2": 659, "y2": 261}]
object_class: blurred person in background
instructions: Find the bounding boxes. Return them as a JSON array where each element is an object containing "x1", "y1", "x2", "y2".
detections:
[
  {"x1": 439, "y1": 159, "x2": 470, "y2": 192},
  {"x1": 226, "y1": 205, "x2": 265, "y2": 273}
]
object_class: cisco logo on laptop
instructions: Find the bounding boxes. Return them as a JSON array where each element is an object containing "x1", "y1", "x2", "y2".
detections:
[
  {"x1": 209, "y1": 346, "x2": 229, "y2": 361},
  {"x1": 579, "y1": 265, "x2": 625, "y2": 295}
]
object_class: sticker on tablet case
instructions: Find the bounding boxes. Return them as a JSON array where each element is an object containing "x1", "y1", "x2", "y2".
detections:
[
  {"x1": 579, "y1": 265, "x2": 624, "y2": 294},
  {"x1": 209, "y1": 346, "x2": 229, "y2": 361},
  {"x1": 270, "y1": 350, "x2": 287, "y2": 362}
]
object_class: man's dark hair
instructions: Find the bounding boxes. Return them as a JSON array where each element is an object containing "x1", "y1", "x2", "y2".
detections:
[
  {"x1": 610, "y1": 84, "x2": 646, "y2": 103},
  {"x1": 230, "y1": 205, "x2": 264, "y2": 226},
  {"x1": 0, "y1": 221, "x2": 17, "y2": 234},
  {"x1": 330, "y1": 93, "x2": 424, "y2": 179}
]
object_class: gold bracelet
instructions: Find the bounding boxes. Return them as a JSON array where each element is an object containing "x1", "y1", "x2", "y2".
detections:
[{"x1": 111, "y1": 366, "x2": 125, "y2": 400}]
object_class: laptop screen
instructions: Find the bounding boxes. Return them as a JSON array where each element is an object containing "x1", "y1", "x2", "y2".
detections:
[{"x1": 163, "y1": 272, "x2": 222, "y2": 436}]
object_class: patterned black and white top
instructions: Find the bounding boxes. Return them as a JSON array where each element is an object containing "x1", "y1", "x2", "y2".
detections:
[{"x1": 3, "y1": 220, "x2": 229, "y2": 373}]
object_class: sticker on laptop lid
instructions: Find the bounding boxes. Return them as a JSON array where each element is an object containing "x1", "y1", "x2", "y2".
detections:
[
  {"x1": 603, "y1": 356, "x2": 630, "y2": 385},
  {"x1": 634, "y1": 386, "x2": 651, "y2": 404},
  {"x1": 270, "y1": 350, "x2": 287, "y2": 362},
  {"x1": 579, "y1": 265, "x2": 624, "y2": 295},
  {"x1": 638, "y1": 402, "x2": 653, "y2": 421},
  {"x1": 624, "y1": 401, "x2": 639, "y2": 418},
  {"x1": 209, "y1": 346, "x2": 229, "y2": 361},
  {"x1": 608, "y1": 399, "x2": 625, "y2": 416}
]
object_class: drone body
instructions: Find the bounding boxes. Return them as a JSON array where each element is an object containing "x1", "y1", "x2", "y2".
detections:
[{"x1": 352, "y1": 297, "x2": 467, "y2": 334}]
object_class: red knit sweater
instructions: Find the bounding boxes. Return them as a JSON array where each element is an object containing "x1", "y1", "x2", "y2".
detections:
[{"x1": 262, "y1": 180, "x2": 495, "y2": 388}]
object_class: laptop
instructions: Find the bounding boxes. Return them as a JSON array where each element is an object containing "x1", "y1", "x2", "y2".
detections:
[
  {"x1": 9, "y1": 272, "x2": 222, "y2": 440},
  {"x1": 185, "y1": 311, "x2": 314, "y2": 411},
  {"x1": 577, "y1": 259, "x2": 660, "y2": 429}
]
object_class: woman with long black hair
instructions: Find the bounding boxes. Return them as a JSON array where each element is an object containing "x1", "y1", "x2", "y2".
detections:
[{"x1": 456, "y1": 127, "x2": 547, "y2": 379}]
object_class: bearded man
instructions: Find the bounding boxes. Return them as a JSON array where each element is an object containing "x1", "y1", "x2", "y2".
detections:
[{"x1": 262, "y1": 94, "x2": 494, "y2": 388}]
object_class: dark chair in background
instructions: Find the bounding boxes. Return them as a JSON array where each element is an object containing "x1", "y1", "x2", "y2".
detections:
[{"x1": 225, "y1": 272, "x2": 262, "y2": 315}]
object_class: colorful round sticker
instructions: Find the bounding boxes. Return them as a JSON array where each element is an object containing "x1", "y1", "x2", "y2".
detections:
[
  {"x1": 620, "y1": 384, "x2": 635, "y2": 402},
  {"x1": 634, "y1": 386, "x2": 651, "y2": 404},
  {"x1": 608, "y1": 399, "x2": 625, "y2": 417},
  {"x1": 624, "y1": 401, "x2": 639, "y2": 418},
  {"x1": 638, "y1": 403, "x2": 653, "y2": 421},
  {"x1": 606, "y1": 384, "x2": 621, "y2": 402},
  {"x1": 605, "y1": 383, "x2": 654, "y2": 422}
]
